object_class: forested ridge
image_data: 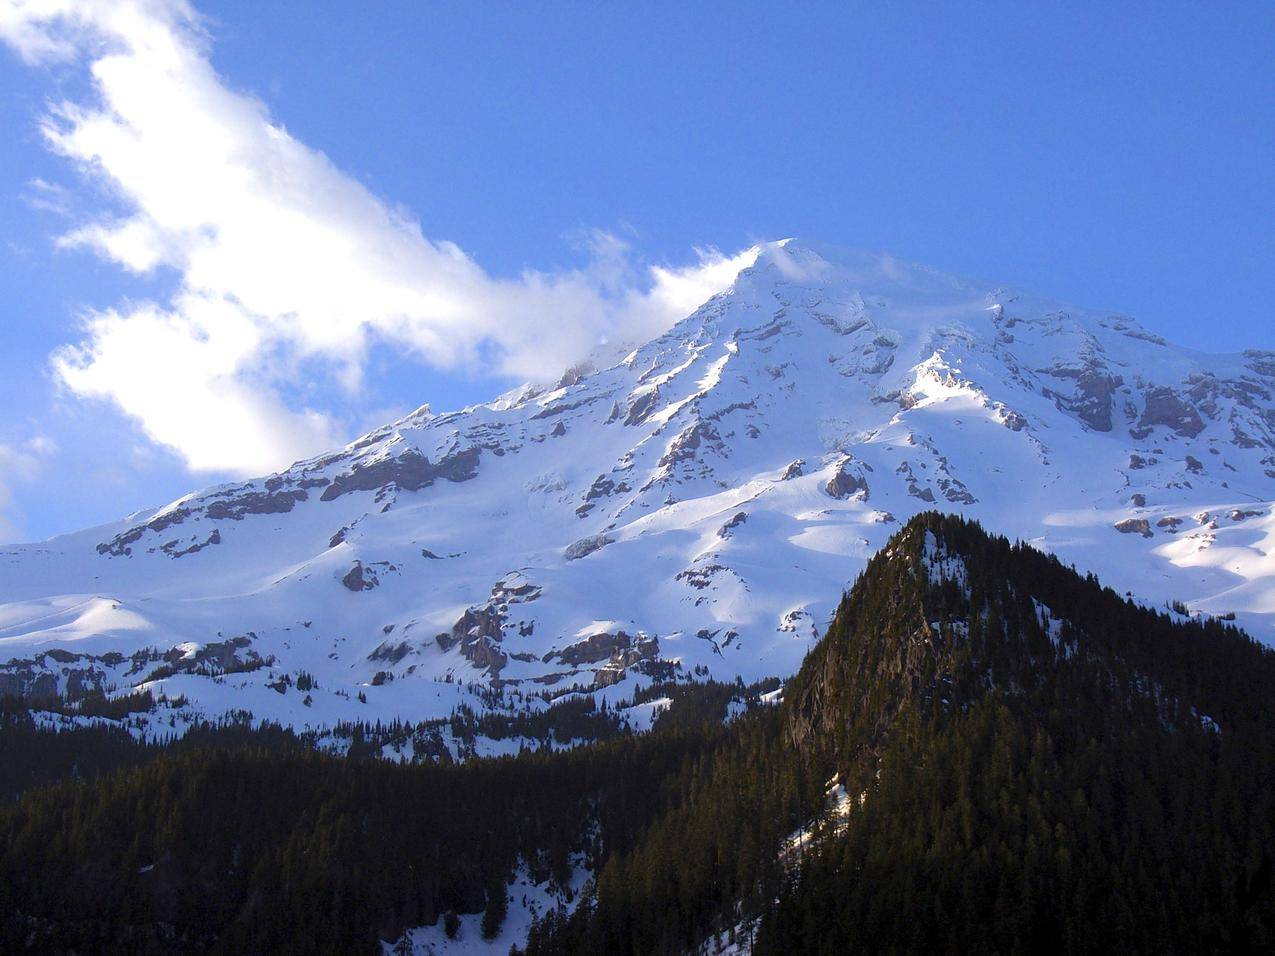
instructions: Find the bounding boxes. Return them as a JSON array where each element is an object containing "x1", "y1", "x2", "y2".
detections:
[
  {"x1": 3, "y1": 513, "x2": 1274, "y2": 954},
  {"x1": 524, "y1": 514, "x2": 1275, "y2": 954}
]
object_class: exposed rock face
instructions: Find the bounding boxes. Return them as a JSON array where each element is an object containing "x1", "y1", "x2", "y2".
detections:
[
  {"x1": 490, "y1": 573, "x2": 542, "y2": 605},
  {"x1": 553, "y1": 631, "x2": 630, "y2": 666},
  {"x1": 555, "y1": 361, "x2": 596, "y2": 390},
  {"x1": 96, "y1": 507, "x2": 192, "y2": 556},
  {"x1": 431, "y1": 602, "x2": 511, "y2": 676},
  {"x1": 436, "y1": 604, "x2": 505, "y2": 652},
  {"x1": 0, "y1": 656, "x2": 72, "y2": 700},
  {"x1": 677, "y1": 562, "x2": 728, "y2": 590},
  {"x1": 623, "y1": 389, "x2": 659, "y2": 426},
  {"x1": 367, "y1": 640, "x2": 411, "y2": 664},
  {"x1": 0, "y1": 637, "x2": 270, "y2": 707},
  {"x1": 162, "y1": 529, "x2": 221, "y2": 559},
  {"x1": 460, "y1": 635, "x2": 507, "y2": 675},
  {"x1": 320, "y1": 448, "x2": 479, "y2": 501},
  {"x1": 97, "y1": 478, "x2": 330, "y2": 556},
  {"x1": 719, "y1": 511, "x2": 748, "y2": 538},
  {"x1": 825, "y1": 458, "x2": 871, "y2": 500},
  {"x1": 206, "y1": 489, "x2": 307, "y2": 521},
  {"x1": 533, "y1": 394, "x2": 603, "y2": 421},
  {"x1": 781, "y1": 459, "x2": 805, "y2": 480},
  {"x1": 550, "y1": 630, "x2": 659, "y2": 668},
  {"x1": 1045, "y1": 363, "x2": 1120, "y2": 431},
  {"x1": 1114, "y1": 518, "x2": 1153, "y2": 538},
  {"x1": 659, "y1": 420, "x2": 723, "y2": 468},
  {"x1": 564, "y1": 534, "x2": 614, "y2": 561},
  {"x1": 998, "y1": 407, "x2": 1029, "y2": 431},
  {"x1": 1139, "y1": 388, "x2": 1206, "y2": 438},
  {"x1": 341, "y1": 562, "x2": 378, "y2": 591},
  {"x1": 577, "y1": 475, "x2": 631, "y2": 517}
]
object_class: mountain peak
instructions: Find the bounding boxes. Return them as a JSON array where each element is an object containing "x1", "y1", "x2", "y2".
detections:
[{"x1": 1, "y1": 246, "x2": 1273, "y2": 744}]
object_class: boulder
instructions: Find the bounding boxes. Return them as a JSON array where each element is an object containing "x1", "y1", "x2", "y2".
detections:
[
  {"x1": 564, "y1": 534, "x2": 614, "y2": 561},
  {"x1": 1114, "y1": 518, "x2": 1153, "y2": 538}
]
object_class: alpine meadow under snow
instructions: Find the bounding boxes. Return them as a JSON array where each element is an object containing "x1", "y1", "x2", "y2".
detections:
[{"x1": 2, "y1": 240, "x2": 1275, "y2": 750}]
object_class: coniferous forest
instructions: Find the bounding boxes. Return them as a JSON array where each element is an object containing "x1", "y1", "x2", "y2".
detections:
[{"x1": 3, "y1": 514, "x2": 1274, "y2": 954}]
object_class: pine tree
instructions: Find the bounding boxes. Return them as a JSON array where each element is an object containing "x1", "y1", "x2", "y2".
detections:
[{"x1": 482, "y1": 874, "x2": 509, "y2": 939}]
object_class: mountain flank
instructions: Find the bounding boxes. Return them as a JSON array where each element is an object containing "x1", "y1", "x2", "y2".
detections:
[
  {"x1": 3, "y1": 241, "x2": 1275, "y2": 743},
  {"x1": 3, "y1": 514, "x2": 1273, "y2": 954}
]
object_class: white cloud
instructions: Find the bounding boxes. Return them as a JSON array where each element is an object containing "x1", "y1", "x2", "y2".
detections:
[
  {"x1": 0, "y1": 0, "x2": 757, "y2": 477},
  {"x1": 22, "y1": 176, "x2": 73, "y2": 214}
]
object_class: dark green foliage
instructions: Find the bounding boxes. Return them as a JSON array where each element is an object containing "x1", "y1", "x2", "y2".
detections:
[
  {"x1": 4, "y1": 513, "x2": 1274, "y2": 954},
  {"x1": 528, "y1": 513, "x2": 1275, "y2": 955},
  {"x1": 482, "y1": 872, "x2": 509, "y2": 939},
  {"x1": 0, "y1": 710, "x2": 726, "y2": 954},
  {"x1": 0, "y1": 709, "x2": 155, "y2": 800}
]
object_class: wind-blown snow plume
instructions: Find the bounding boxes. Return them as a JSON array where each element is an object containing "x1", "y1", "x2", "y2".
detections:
[{"x1": 0, "y1": 0, "x2": 756, "y2": 474}]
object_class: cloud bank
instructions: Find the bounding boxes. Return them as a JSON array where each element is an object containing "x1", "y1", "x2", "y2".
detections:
[{"x1": 0, "y1": 0, "x2": 757, "y2": 475}]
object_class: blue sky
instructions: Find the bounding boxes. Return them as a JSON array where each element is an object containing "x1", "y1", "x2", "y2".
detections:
[{"x1": 0, "y1": 1, "x2": 1272, "y2": 543}]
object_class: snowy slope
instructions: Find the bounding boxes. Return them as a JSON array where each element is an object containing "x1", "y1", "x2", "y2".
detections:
[{"x1": 3, "y1": 239, "x2": 1274, "y2": 735}]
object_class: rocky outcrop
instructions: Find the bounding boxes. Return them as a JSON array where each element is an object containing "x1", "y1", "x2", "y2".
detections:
[
  {"x1": 549, "y1": 630, "x2": 659, "y2": 668},
  {"x1": 555, "y1": 361, "x2": 596, "y2": 390},
  {"x1": 96, "y1": 506, "x2": 193, "y2": 557},
  {"x1": 1045, "y1": 362, "x2": 1121, "y2": 432},
  {"x1": 718, "y1": 511, "x2": 748, "y2": 538},
  {"x1": 161, "y1": 529, "x2": 220, "y2": 559},
  {"x1": 996, "y1": 406, "x2": 1029, "y2": 431},
  {"x1": 576, "y1": 475, "x2": 631, "y2": 517},
  {"x1": 564, "y1": 534, "x2": 614, "y2": 561},
  {"x1": 436, "y1": 605, "x2": 504, "y2": 651},
  {"x1": 460, "y1": 635, "x2": 507, "y2": 675},
  {"x1": 206, "y1": 489, "x2": 307, "y2": 521},
  {"x1": 623, "y1": 388, "x2": 659, "y2": 426},
  {"x1": 97, "y1": 477, "x2": 329, "y2": 556},
  {"x1": 490, "y1": 574, "x2": 541, "y2": 605},
  {"x1": 896, "y1": 460, "x2": 934, "y2": 502},
  {"x1": 1138, "y1": 388, "x2": 1205, "y2": 439},
  {"x1": 781, "y1": 459, "x2": 805, "y2": 480},
  {"x1": 320, "y1": 448, "x2": 480, "y2": 501},
  {"x1": 825, "y1": 458, "x2": 871, "y2": 500},
  {"x1": 1114, "y1": 518, "x2": 1153, "y2": 538},
  {"x1": 659, "y1": 420, "x2": 723, "y2": 468},
  {"x1": 435, "y1": 604, "x2": 508, "y2": 675},
  {"x1": 341, "y1": 562, "x2": 378, "y2": 591},
  {"x1": 368, "y1": 640, "x2": 412, "y2": 665}
]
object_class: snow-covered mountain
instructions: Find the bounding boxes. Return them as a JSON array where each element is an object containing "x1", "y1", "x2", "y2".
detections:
[{"x1": 4, "y1": 239, "x2": 1274, "y2": 738}]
